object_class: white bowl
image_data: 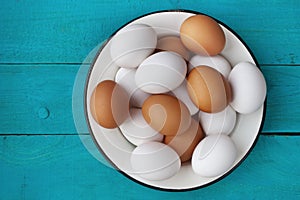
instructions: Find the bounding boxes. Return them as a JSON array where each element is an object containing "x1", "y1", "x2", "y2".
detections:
[{"x1": 84, "y1": 10, "x2": 265, "y2": 191}]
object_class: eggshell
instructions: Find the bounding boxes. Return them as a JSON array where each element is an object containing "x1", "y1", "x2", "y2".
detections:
[
  {"x1": 180, "y1": 15, "x2": 225, "y2": 56},
  {"x1": 130, "y1": 142, "x2": 181, "y2": 181},
  {"x1": 192, "y1": 135, "x2": 237, "y2": 177},
  {"x1": 142, "y1": 94, "x2": 191, "y2": 136},
  {"x1": 228, "y1": 62, "x2": 267, "y2": 114},
  {"x1": 90, "y1": 80, "x2": 129, "y2": 128},
  {"x1": 199, "y1": 106, "x2": 236, "y2": 135},
  {"x1": 164, "y1": 119, "x2": 205, "y2": 162},
  {"x1": 119, "y1": 108, "x2": 163, "y2": 146},
  {"x1": 188, "y1": 54, "x2": 231, "y2": 78},
  {"x1": 115, "y1": 68, "x2": 150, "y2": 107},
  {"x1": 172, "y1": 81, "x2": 199, "y2": 115},
  {"x1": 187, "y1": 66, "x2": 232, "y2": 113},
  {"x1": 156, "y1": 36, "x2": 190, "y2": 60},
  {"x1": 110, "y1": 24, "x2": 157, "y2": 68},
  {"x1": 135, "y1": 51, "x2": 187, "y2": 94}
]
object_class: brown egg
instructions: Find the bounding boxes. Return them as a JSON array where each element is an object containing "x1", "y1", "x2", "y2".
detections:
[
  {"x1": 90, "y1": 80, "x2": 129, "y2": 129},
  {"x1": 164, "y1": 119, "x2": 205, "y2": 162},
  {"x1": 180, "y1": 15, "x2": 225, "y2": 56},
  {"x1": 187, "y1": 66, "x2": 232, "y2": 113},
  {"x1": 156, "y1": 36, "x2": 190, "y2": 60},
  {"x1": 142, "y1": 94, "x2": 191, "y2": 136}
]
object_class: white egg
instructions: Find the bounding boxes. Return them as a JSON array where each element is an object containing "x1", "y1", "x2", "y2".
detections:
[
  {"x1": 229, "y1": 62, "x2": 267, "y2": 114},
  {"x1": 188, "y1": 54, "x2": 232, "y2": 78},
  {"x1": 115, "y1": 68, "x2": 150, "y2": 107},
  {"x1": 110, "y1": 24, "x2": 157, "y2": 68},
  {"x1": 199, "y1": 106, "x2": 236, "y2": 135},
  {"x1": 135, "y1": 51, "x2": 187, "y2": 93},
  {"x1": 130, "y1": 142, "x2": 181, "y2": 181},
  {"x1": 119, "y1": 108, "x2": 163, "y2": 146},
  {"x1": 192, "y1": 135, "x2": 237, "y2": 177},
  {"x1": 172, "y1": 81, "x2": 199, "y2": 115}
]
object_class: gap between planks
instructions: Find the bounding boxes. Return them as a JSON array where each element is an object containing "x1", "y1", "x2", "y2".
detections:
[
  {"x1": 0, "y1": 133, "x2": 299, "y2": 136},
  {"x1": 0, "y1": 63, "x2": 300, "y2": 66}
]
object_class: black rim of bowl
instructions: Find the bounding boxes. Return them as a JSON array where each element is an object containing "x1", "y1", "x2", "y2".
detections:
[{"x1": 83, "y1": 9, "x2": 267, "y2": 192}]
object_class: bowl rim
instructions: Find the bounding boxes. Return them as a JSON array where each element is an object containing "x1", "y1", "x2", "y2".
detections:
[{"x1": 83, "y1": 9, "x2": 267, "y2": 192}]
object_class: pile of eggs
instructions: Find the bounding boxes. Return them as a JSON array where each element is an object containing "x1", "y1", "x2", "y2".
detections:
[{"x1": 90, "y1": 15, "x2": 267, "y2": 180}]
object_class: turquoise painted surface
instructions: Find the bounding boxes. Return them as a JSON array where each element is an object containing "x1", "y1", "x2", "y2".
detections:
[
  {"x1": 1, "y1": 0, "x2": 299, "y2": 64},
  {"x1": 1, "y1": 65, "x2": 300, "y2": 134},
  {"x1": 1, "y1": 0, "x2": 300, "y2": 199},
  {"x1": 0, "y1": 135, "x2": 300, "y2": 199}
]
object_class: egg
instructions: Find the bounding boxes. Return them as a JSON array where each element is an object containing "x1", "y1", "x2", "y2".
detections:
[
  {"x1": 110, "y1": 24, "x2": 157, "y2": 68},
  {"x1": 115, "y1": 68, "x2": 150, "y2": 107},
  {"x1": 180, "y1": 15, "x2": 225, "y2": 56},
  {"x1": 228, "y1": 62, "x2": 267, "y2": 114},
  {"x1": 142, "y1": 94, "x2": 191, "y2": 136},
  {"x1": 135, "y1": 51, "x2": 187, "y2": 94},
  {"x1": 188, "y1": 54, "x2": 232, "y2": 78},
  {"x1": 90, "y1": 80, "x2": 129, "y2": 128},
  {"x1": 192, "y1": 135, "x2": 237, "y2": 177},
  {"x1": 164, "y1": 119, "x2": 205, "y2": 162},
  {"x1": 171, "y1": 81, "x2": 199, "y2": 115},
  {"x1": 119, "y1": 108, "x2": 163, "y2": 146},
  {"x1": 156, "y1": 36, "x2": 190, "y2": 60},
  {"x1": 187, "y1": 66, "x2": 232, "y2": 113},
  {"x1": 130, "y1": 142, "x2": 181, "y2": 181},
  {"x1": 199, "y1": 105, "x2": 236, "y2": 135}
]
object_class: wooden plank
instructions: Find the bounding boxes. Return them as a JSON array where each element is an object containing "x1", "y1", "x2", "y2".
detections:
[
  {"x1": 0, "y1": 135, "x2": 299, "y2": 199},
  {"x1": 261, "y1": 66, "x2": 300, "y2": 133},
  {"x1": 0, "y1": 64, "x2": 300, "y2": 134},
  {"x1": 0, "y1": 0, "x2": 299, "y2": 64},
  {"x1": 0, "y1": 64, "x2": 79, "y2": 134}
]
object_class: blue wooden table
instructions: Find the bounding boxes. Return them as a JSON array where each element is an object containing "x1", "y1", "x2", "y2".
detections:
[{"x1": 1, "y1": 0, "x2": 300, "y2": 199}]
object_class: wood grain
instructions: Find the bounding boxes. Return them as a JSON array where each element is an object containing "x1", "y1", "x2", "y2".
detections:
[
  {"x1": 0, "y1": 135, "x2": 299, "y2": 199},
  {"x1": 0, "y1": 0, "x2": 299, "y2": 64},
  {"x1": 261, "y1": 66, "x2": 300, "y2": 133},
  {"x1": 1, "y1": 64, "x2": 299, "y2": 134},
  {"x1": 0, "y1": 64, "x2": 79, "y2": 134}
]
